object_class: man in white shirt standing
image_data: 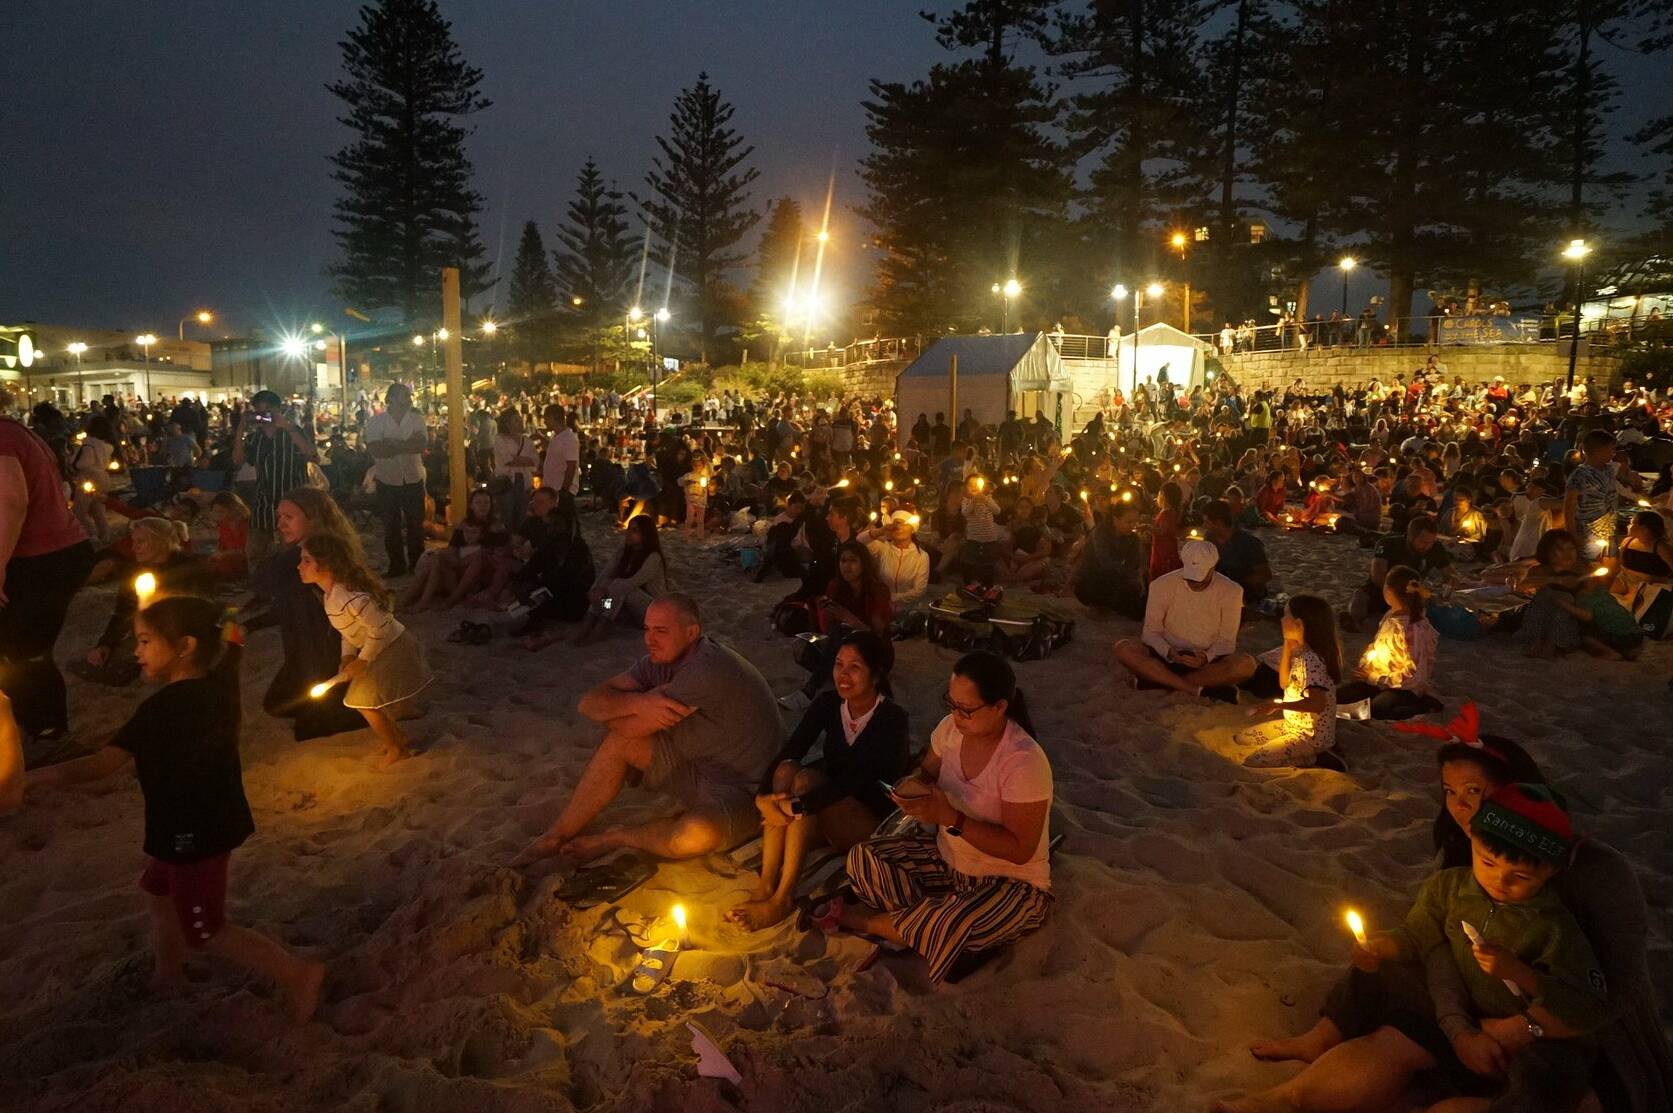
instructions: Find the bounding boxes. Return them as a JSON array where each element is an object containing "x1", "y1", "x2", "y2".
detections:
[
  {"x1": 365, "y1": 383, "x2": 428, "y2": 576},
  {"x1": 541, "y1": 402, "x2": 580, "y2": 509},
  {"x1": 1115, "y1": 540, "x2": 1255, "y2": 700}
]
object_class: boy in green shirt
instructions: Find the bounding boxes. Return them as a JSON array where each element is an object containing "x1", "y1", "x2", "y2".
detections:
[{"x1": 1362, "y1": 783, "x2": 1607, "y2": 1112}]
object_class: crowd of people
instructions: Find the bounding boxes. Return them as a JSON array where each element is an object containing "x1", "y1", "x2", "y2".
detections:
[{"x1": 1, "y1": 354, "x2": 1670, "y2": 1111}]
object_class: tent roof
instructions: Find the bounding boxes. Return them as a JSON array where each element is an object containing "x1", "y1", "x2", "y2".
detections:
[
  {"x1": 899, "y1": 332, "x2": 1041, "y2": 380},
  {"x1": 1133, "y1": 322, "x2": 1215, "y2": 350}
]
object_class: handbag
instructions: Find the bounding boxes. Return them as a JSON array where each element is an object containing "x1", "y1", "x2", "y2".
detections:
[{"x1": 1634, "y1": 583, "x2": 1673, "y2": 640}]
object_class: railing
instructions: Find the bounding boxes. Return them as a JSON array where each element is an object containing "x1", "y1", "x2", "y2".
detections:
[{"x1": 785, "y1": 335, "x2": 924, "y2": 370}]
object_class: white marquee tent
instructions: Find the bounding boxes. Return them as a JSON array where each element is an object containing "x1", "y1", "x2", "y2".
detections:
[
  {"x1": 1113, "y1": 322, "x2": 1216, "y2": 393},
  {"x1": 894, "y1": 332, "x2": 1072, "y2": 440}
]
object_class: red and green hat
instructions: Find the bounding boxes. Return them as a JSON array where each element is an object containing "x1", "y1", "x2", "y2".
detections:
[{"x1": 1471, "y1": 782, "x2": 1573, "y2": 864}]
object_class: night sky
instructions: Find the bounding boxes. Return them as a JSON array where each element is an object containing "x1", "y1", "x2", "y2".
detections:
[{"x1": 6, "y1": 1, "x2": 1664, "y2": 338}]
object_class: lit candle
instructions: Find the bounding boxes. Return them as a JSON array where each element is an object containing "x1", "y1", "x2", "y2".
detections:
[
  {"x1": 836, "y1": 478, "x2": 850, "y2": 488},
  {"x1": 81, "y1": 480, "x2": 95, "y2": 494},
  {"x1": 672, "y1": 902, "x2": 688, "y2": 943},
  {"x1": 1592, "y1": 565, "x2": 1611, "y2": 578},
  {"x1": 107, "y1": 459, "x2": 121, "y2": 471},
  {"x1": 1345, "y1": 909, "x2": 1368, "y2": 945},
  {"x1": 309, "y1": 681, "x2": 333, "y2": 699},
  {"x1": 1121, "y1": 491, "x2": 1133, "y2": 502},
  {"x1": 974, "y1": 477, "x2": 985, "y2": 491},
  {"x1": 699, "y1": 476, "x2": 708, "y2": 488},
  {"x1": 907, "y1": 514, "x2": 921, "y2": 527},
  {"x1": 1079, "y1": 489, "x2": 1089, "y2": 502},
  {"x1": 884, "y1": 480, "x2": 894, "y2": 492},
  {"x1": 133, "y1": 572, "x2": 157, "y2": 607}
]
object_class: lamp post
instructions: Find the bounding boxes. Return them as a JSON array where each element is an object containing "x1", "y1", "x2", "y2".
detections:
[
  {"x1": 178, "y1": 309, "x2": 213, "y2": 341},
  {"x1": 1338, "y1": 256, "x2": 1356, "y2": 318},
  {"x1": 653, "y1": 306, "x2": 671, "y2": 416},
  {"x1": 135, "y1": 333, "x2": 157, "y2": 401},
  {"x1": 992, "y1": 279, "x2": 1021, "y2": 333},
  {"x1": 67, "y1": 342, "x2": 86, "y2": 406},
  {"x1": 1169, "y1": 232, "x2": 1192, "y2": 332},
  {"x1": 1562, "y1": 238, "x2": 1591, "y2": 393}
]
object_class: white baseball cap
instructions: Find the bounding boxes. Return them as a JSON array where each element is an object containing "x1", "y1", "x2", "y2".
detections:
[{"x1": 1180, "y1": 539, "x2": 1219, "y2": 581}]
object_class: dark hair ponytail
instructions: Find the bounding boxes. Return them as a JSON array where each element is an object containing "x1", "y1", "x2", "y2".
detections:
[
  {"x1": 952, "y1": 650, "x2": 1036, "y2": 736},
  {"x1": 136, "y1": 596, "x2": 243, "y2": 719}
]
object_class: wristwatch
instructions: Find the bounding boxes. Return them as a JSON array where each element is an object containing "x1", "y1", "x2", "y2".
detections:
[
  {"x1": 945, "y1": 811, "x2": 965, "y2": 838},
  {"x1": 1522, "y1": 1013, "x2": 1545, "y2": 1040}
]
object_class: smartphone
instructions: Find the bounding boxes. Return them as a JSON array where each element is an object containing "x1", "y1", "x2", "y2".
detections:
[
  {"x1": 886, "y1": 775, "x2": 931, "y2": 801},
  {"x1": 602, "y1": 597, "x2": 615, "y2": 612}
]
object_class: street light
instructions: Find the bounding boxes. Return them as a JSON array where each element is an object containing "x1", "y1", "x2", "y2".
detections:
[
  {"x1": 628, "y1": 305, "x2": 644, "y2": 322},
  {"x1": 1338, "y1": 256, "x2": 1357, "y2": 318},
  {"x1": 480, "y1": 319, "x2": 498, "y2": 336},
  {"x1": 992, "y1": 279, "x2": 1021, "y2": 332},
  {"x1": 1562, "y1": 238, "x2": 1591, "y2": 392},
  {"x1": 178, "y1": 309, "x2": 213, "y2": 340},
  {"x1": 135, "y1": 333, "x2": 157, "y2": 400},
  {"x1": 1168, "y1": 233, "x2": 1192, "y2": 331},
  {"x1": 435, "y1": 327, "x2": 450, "y2": 342}
]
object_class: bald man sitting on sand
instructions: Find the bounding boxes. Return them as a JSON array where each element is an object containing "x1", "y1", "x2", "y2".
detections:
[{"x1": 513, "y1": 594, "x2": 780, "y2": 865}]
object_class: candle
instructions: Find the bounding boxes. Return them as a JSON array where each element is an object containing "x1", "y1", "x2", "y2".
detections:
[
  {"x1": 81, "y1": 480, "x2": 95, "y2": 494},
  {"x1": 884, "y1": 480, "x2": 894, "y2": 491},
  {"x1": 907, "y1": 514, "x2": 921, "y2": 527},
  {"x1": 1079, "y1": 489, "x2": 1089, "y2": 502},
  {"x1": 672, "y1": 903, "x2": 688, "y2": 942},
  {"x1": 1345, "y1": 909, "x2": 1368, "y2": 945},
  {"x1": 133, "y1": 572, "x2": 157, "y2": 606},
  {"x1": 836, "y1": 478, "x2": 849, "y2": 488},
  {"x1": 698, "y1": 476, "x2": 708, "y2": 488},
  {"x1": 1592, "y1": 565, "x2": 1610, "y2": 578},
  {"x1": 1121, "y1": 491, "x2": 1133, "y2": 502},
  {"x1": 107, "y1": 459, "x2": 121, "y2": 471},
  {"x1": 309, "y1": 681, "x2": 333, "y2": 699}
]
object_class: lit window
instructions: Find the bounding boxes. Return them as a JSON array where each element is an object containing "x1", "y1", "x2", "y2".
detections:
[
  {"x1": 1194, "y1": 226, "x2": 1211, "y2": 243},
  {"x1": 1249, "y1": 222, "x2": 1267, "y2": 245}
]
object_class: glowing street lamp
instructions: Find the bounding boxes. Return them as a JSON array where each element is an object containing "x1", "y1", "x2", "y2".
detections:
[
  {"x1": 480, "y1": 319, "x2": 498, "y2": 336},
  {"x1": 178, "y1": 309, "x2": 213, "y2": 340},
  {"x1": 1338, "y1": 256, "x2": 1357, "y2": 317},
  {"x1": 1562, "y1": 238, "x2": 1592, "y2": 392},
  {"x1": 1144, "y1": 281, "x2": 1164, "y2": 300},
  {"x1": 628, "y1": 305, "x2": 644, "y2": 322},
  {"x1": 135, "y1": 333, "x2": 157, "y2": 400},
  {"x1": 412, "y1": 334, "x2": 425, "y2": 346},
  {"x1": 992, "y1": 279, "x2": 1022, "y2": 332},
  {"x1": 655, "y1": 306, "x2": 670, "y2": 323},
  {"x1": 435, "y1": 327, "x2": 450, "y2": 342}
]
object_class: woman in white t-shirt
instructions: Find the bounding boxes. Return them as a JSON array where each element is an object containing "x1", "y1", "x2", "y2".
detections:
[
  {"x1": 491, "y1": 408, "x2": 539, "y2": 526},
  {"x1": 835, "y1": 651, "x2": 1053, "y2": 982},
  {"x1": 1237, "y1": 594, "x2": 1342, "y2": 769}
]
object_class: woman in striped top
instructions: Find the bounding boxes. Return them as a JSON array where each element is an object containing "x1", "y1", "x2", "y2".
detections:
[{"x1": 298, "y1": 534, "x2": 431, "y2": 768}]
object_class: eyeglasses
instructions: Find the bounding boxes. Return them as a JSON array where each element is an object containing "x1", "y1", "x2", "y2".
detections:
[{"x1": 943, "y1": 692, "x2": 991, "y2": 717}]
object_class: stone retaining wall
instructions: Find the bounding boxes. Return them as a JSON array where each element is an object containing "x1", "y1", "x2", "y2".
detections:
[{"x1": 1218, "y1": 343, "x2": 1624, "y2": 394}]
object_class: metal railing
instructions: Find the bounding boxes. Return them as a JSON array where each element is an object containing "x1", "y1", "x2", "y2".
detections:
[{"x1": 785, "y1": 335, "x2": 924, "y2": 369}]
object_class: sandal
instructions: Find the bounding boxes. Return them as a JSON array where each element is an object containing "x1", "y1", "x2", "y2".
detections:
[
  {"x1": 445, "y1": 620, "x2": 475, "y2": 644},
  {"x1": 626, "y1": 941, "x2": 680, "y2": 994}
]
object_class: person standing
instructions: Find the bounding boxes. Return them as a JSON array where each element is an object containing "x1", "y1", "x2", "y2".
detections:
[
  {"x1": 233, "y1": 389, "x2": 316, "y2": 568},
  {"x1": 541, "y1": 402, "x2": 580, "y2": 513},
  {"x1": 0, "y1": 390, "x2": 94, "y2": 742},
  {"x1": 365, "y1": 383, "x2": 427, "y2": 577}
]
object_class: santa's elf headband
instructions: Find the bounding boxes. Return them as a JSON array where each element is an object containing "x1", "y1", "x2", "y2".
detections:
[{"x1": 1391, "y1": 702, "x2": 1508, "y2": 763}]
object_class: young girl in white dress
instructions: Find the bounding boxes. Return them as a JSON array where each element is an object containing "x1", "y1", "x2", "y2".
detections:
[
  {"x1": 299, "y1": 534, "x2": 431, "y2": 768},
  {"x1": 1237, "y1": 593, "x2": 1342, "y2": 768}
]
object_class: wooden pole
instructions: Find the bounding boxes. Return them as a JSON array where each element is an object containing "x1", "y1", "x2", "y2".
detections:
[
  {"x1": 442, "y1": 267, "x2": 468, "y2": 526},
  {"x1": 948, "y1": 352, "x2": 958, "y2": 429}
]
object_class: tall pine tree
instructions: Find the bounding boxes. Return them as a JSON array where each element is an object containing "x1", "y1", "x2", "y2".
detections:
[
  {"x1": 744, "y1": 198, "x2": 807, "y2": 361},
  {"x1": 552, "y1": 158, "x2": 639, "y2": 372},
  {"x1": 327, "y1": 0, "x2": 492, "y2": 325},
  {"x1": 860, "y1": 2, "x2": 1069, "y2": 334},
  {"x1": 639, "y1": 74, "x2": 761, "y2": 363},
  {"x1": 506, "y1": 220, "x2": 559, "y2": 364}
]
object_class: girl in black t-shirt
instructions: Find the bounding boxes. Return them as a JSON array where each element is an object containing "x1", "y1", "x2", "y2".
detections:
[{"x1": 26, "y1": 596, "x2": 324, "y2": 1023}]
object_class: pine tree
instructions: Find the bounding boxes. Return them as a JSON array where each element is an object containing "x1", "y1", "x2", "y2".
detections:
[
  {"x1": 327, "y1": 0, "x2": 493, "y2": 325},
  {"x1": 1050, "y1": 1, "x2": 1213, "y2": 294},
  {"x1": 860, "y1": 2, "x2": 1069, "y2": 334},
  {"x1": 638, "y1": 74, "x2": 762, "y2": 363},
  {"x1": 506, "y1": 221, "x2": 559, "y2": 364},
  {"x1": 744, "y1": 198, "x2": 807, "y2": 361},
  {"x1": 552, "y1": 158, "x2": 640, "y2": 371}
]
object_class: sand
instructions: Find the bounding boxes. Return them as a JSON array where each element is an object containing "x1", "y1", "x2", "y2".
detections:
[{"x1": 1, "y1": 520, "x2": 1668, "y2": 1113}]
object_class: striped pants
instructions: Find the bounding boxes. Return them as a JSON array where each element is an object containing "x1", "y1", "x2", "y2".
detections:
[{"x1": 844, "y1": 833, "x2": 1052, "y2": 983}]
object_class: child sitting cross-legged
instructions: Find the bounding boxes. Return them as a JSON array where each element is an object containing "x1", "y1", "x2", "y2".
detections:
[{"x1": 1215, "y1": 782, "x2": 1608, "y2": 1113}]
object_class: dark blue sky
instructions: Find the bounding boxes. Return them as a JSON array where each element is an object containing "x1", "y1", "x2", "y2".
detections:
[{"x1": 5, "y1": 1, "x2": 1664, "y2": 337}]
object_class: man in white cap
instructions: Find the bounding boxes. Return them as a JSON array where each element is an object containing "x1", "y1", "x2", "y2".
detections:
[
  {"x1": 1115, "y1": 539, "x2": 1254, "y2": 700},
  {"x1": 868, "y1": 510, "x2": 930, "y2": 608}
]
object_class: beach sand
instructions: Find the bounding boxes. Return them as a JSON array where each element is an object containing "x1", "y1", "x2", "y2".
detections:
[{"x1": 1, "y1": 521, "x2": 1668, "y2": 1112}]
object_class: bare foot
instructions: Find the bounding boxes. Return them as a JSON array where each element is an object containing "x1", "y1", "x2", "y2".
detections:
[
  {"x1": 289, "y1": 959, "x2": 325, "y2": 1024},
  {"x1": 559, "y1": 829, "x2": 625, "y2": 863},
  {"x1": 511, "y1": 832, "x2": 566, "y2": 868},
  {"x1": 727, "y1": 895, "x2": 793, "y2": 931},
  {"x1": 374, "y1": 745, "x2": 410, "y2": 770},
  {"x1": 1249, "y1": 1029, "x2": 1334, "y2": 1063}
]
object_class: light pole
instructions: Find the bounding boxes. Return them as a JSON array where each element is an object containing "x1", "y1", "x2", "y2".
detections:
[
  {"x1": 1169, "y1": 232, "x2": 1192, "y2": 332},
  {"x1": 991, "y1": 279, "x2": 1021, "y2": 333},
  {"x1": 654, "y1": 306, "x2": 670, "y2": 416},
  {"x1": 178, "y1": 309, "x2": 213, "y2": 341},
  {"x1": 1562, "y1": 238, "x2": 1591, "y2": 392},
  {"x1": 412, "y1": 334, "x2": 427, "y2": 404},
  {"x1": 67, "y1": 342, "x2": 86, "y2": 406},
  {"x1": 135, "y1": 333, "x2": 157, "y2": 401},
  {"x1": 1338, "y1": 256, "x2": 1356, "y2": 318}
]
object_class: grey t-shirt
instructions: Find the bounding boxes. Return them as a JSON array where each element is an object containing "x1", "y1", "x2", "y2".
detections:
[{"x1": 627, "y1": 637, "x2": 779, "y2": 789}]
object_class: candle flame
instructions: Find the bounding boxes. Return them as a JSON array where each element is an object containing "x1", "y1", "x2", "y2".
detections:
[
  {"x1": 133, "y1": 572, "x2": 157, "y2": 603},
  {"x1": 974, "y1": 477, "x2": 984, "y2": 490},
  {"x1": 672, "y1": 903, "x2": 687, "y2": 933},
  {"x1": 309, "y1": 681, "x2": 333, "y2": 699},
  {"x1": 884, "y1": 480, "x2": 894, "y2": 491},
  {"x1": 108, "y1": 459, "x2": 121, "y2": 471},
  {"x1": 1345, "y1": 909, "x2": 1367, "y2": 944},
  {"x1": 1592, "y1": 565, "x2": 1611, "y2": 577},
  {"x1": 1079, "y1": 489, "x2": 1089, "y2": 501},
  {"x1": 81, "y1": 480, "x2": 95, "y2": 493}
]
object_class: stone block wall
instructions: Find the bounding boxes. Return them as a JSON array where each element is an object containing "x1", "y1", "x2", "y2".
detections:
[{"x1": 1218, "y1": 343, "x2": 1624, "y2": 395}]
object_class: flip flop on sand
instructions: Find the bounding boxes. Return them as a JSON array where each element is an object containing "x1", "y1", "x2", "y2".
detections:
[
  {"x1": 557, "y1": 854, "x2": 657, "y2": 909},
  {"x1": 625, "y1": 941, "x2": 679, "y2": 995}
]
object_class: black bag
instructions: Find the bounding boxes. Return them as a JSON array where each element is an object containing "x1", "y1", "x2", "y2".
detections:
[
  {"x1": 1635, "y1": 583, "x2": 1673, "y2": 640},
  {"x1": 771, "y1": 598, "x2": 813, "y2": 636}
]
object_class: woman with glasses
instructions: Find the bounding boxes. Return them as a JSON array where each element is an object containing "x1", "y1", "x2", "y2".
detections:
[{"x1": 831, "y1": 651, "x2": 1053, "y2": 982}]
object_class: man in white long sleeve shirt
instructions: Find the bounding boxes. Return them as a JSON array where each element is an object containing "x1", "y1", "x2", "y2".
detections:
[
  {"x1": 1115, "y1": 540, "x2": 1255, "y2": 699},
  {"x1": 868, "y1": 511, "x2": 930, "y2": 608}
]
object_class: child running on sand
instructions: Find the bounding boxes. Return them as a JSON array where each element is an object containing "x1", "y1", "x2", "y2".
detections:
[
  {"x1": 23, "y1": 596, "x2": 324, "y2": 1022},
  {"x1": 300, "y1": 534, "x2": 432, "y2": 768}
]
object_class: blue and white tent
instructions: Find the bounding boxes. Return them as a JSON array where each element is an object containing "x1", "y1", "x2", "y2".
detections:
[{"x1": 894, "y1": 332, "x2": 1072, "y2": 441}]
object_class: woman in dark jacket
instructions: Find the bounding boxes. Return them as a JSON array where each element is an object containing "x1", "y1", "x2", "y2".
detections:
[
  {"x1": 244, "y1": 487, "x2": 365, "y2": 740},
  {"x1": 728, "y1": 630, "x2": 910, "y2": 931}
]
